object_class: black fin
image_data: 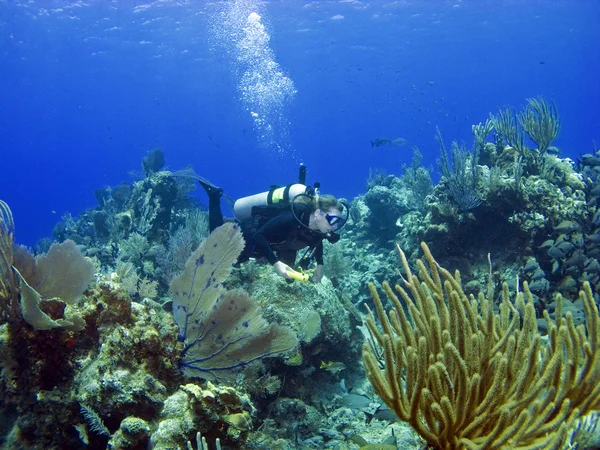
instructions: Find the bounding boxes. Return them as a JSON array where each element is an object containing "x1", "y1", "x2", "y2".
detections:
[
  {"x1": 172, "y1": 168, "x2": 222, "y2": 198},
  {"x1": 198, "y1": 179, "x2": 223, "y2": 199}
]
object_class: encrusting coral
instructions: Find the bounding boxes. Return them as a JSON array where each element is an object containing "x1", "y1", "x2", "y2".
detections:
[{"x1": 363, "y1": 242, "x2": 600, "y2": 450}]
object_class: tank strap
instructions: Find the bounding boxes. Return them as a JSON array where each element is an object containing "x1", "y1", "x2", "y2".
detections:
[
  {"x1": 267, "y1": 187, "x2": 276, "y2": 204},
  {"x1": 282, "y1": 184, "x2": 293, "y2": 202}
]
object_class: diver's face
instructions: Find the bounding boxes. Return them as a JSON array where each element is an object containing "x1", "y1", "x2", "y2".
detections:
[{"x1": 313, "y1": 208, "x2": 342, "y2": 233}]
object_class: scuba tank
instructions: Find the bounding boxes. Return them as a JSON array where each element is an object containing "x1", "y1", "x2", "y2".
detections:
[
  {"x1": 233, "y1": 164, "x2": 311, "y2": 222},
  {"x1": 233, "y1": 183, "x2": 309, "y2": 222}
]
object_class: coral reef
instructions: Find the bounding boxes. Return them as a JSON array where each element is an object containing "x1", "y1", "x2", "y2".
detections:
[{"x1": 1, "y1": 102, "x2": 599, "y2": 449}]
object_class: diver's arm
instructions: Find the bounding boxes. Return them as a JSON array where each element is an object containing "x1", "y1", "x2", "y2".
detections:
[
  {"x1": 311, "y1": 241, "x2": 325, "y2": 283},
  {"x1": 314, "y1": 240, "x2": 324, "y2": 265},
  {"x1": 312, "y1": 264, "x2": 324, "y2": 283},
  {"x1": 273, "y1": 261, "x2": 293, "y2": 280}
]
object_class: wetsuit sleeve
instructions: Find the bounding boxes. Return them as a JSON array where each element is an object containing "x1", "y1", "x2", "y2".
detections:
[
  {"x1": 252, "y1": 210, "x2": 299, "y2": 265},
  {"x1": 315, "y1": 240, "x2": 324, "y2": 265}
]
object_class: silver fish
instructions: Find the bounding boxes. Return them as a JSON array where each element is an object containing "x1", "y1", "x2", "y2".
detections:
[{"x1": 370, "y1": 137, "x2": 407, "y2": 148}]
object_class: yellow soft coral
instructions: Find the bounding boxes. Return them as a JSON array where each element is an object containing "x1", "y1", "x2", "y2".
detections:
[{"x1": 363, "y1": 242, "x2": 600, "y2": 450}]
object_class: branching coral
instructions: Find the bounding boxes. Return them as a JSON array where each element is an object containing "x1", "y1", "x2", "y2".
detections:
[
  {"x1": 490, "y1": 97, "x2": 560, "y2": 176},
  {"x1": 490, "y1": 107, "x2": 527, "y2": 155},
  {"x1": 519, "y1": 97, "x2": 561, "y2": 155},
  {"x1": 436, "y1": 128, "x2": 482, "y2": 211},
  {"x1": 363, "y1": 242, "x2": 600, "y2": 450}
]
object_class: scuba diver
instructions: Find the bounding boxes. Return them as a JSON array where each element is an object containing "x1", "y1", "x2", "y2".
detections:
[{"x1": 175, "y1": 166, "x2": 347, "y2": 283}]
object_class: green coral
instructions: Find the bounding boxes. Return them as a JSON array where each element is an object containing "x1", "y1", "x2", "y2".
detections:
[
  {"x1": 150, "y1": 382, "x2": 254, "y2": 448},
  {"x1": 519, "y1": 96, "x2": 561, "y2": 155},
  {"x1": 490, "y1": 97, "x2": 561, "y2": 177}
]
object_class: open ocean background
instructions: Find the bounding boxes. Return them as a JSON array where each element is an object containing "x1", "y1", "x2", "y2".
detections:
[{"x1": 1, "y1": 0, "x2": 598, "y2": 247}]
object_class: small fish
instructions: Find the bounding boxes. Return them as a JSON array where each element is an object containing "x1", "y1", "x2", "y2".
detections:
[
  {"x1": 552, "y1": 260, "x2": 561, "y2": 274},
  {"x1": 593, "y1": 210, "x2": 600, "y2": 226},
  {"x1": 586, "y1": 246, "x2": 600, "y2": 258},
  {"x1": 565, "y1": 250, "x2": 586, "y2": 268},
  {"x1": 370, "y1": 137, "x2": 407, "y2": 148},
  {"x1": 320, "y1": 360, "x2": 347, "y2": 375},
  {"x1": 341, "y1": 393, "x2": 372, "y2": 409},
  {"x1": 358, "y1": 443, "x2": 396, "y2": 449},
  {"x1": 529, "y1": 278, "x2": 550, "y2": 293},
  {"x1": 558, "y1": 276, "x2": 577, "y2": 293},
  {"x1": 585, "y1": 259, "x2": 600, "y2": 274},
  {"x1": 547, "y1": 245, "x2": 567, "y2": 260},
  {"x1": 556, "y1": 241, "x2": 575, "y2": 254},
  {"x1": 349, "y1": 435, "x2": 370, "y2": 446},
  {"x1": 554, "y1": 220, "x2": 579, "y2": 234},
  {"x1": 586, "y1": 231, "x2": 600, "y2": 244},
  {"x1": 564, "y1": 265, "x2": 580, "y2": 277},
  {"x1": 350, "y1": 430, "x2": 397, "y2": 449},
  {"x1": 523, "y1": 258, "x2": 540, "y2": 272},
  {"x1": 571, "y1": 233, "x2": 585, "y2": 248},
  {"x1": 580, "y1": 153, "x2": 600, "y2": 167},
  {"x1": 373, "y1": 405, "x2": 398, "y2": 422},
  {"x1": 579, "y1": 271, "x2": 597, "y2": 282},
  {"x1": 310, "y1": 343, "x2": 324, "y2": 355},
  {"x1": 531, "y1": 268, "x2": 546, "y2": 281}
]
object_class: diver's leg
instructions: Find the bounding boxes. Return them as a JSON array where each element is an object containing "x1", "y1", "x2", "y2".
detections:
[{"x1": 198, "y1": 180, "x2": 224, "y2": 232}]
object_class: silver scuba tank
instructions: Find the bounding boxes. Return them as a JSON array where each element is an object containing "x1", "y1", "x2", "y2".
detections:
[{"x1": 233, "y1": 184, "x2": 308, "y2": 221}]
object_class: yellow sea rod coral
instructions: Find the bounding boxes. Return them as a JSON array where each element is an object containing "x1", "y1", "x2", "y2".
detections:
[{"x1": 363, "y1": 242, "x2": 600, "y2": 450}]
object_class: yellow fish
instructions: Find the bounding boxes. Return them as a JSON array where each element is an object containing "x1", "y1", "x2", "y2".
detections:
[{"x1": 320, "y1": 361, "x2": 346, "y2": 375}]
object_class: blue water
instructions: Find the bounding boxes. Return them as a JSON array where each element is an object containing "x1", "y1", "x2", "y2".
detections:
[{"x1": 1, "y1": 0, "x2": 598, "y2": 246}]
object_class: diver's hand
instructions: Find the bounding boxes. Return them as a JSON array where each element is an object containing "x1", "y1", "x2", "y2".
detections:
[
  {"x1": 312, "y1": 264, "x2": 324, "y2": 283},
  {"x1": 273, "y1": 261, "x2": 293, "y2": 280}
]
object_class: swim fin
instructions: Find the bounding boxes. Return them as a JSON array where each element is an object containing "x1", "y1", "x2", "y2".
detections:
[
  {"x1": 172, "y1": 168, "x2": 222, "y2": 198},
  {"x1": 197, "y1": 178, "x2": 223, "y2": 199}
]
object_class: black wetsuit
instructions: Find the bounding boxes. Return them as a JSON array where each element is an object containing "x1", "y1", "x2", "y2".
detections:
[
  {"x1": 207, "y1": 193, "x2": 324, "y2": 267},
  {"x1": 242, "y1": 203, "x2": 324, "y2": 267}
]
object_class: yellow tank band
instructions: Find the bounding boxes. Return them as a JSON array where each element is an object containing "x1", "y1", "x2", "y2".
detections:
[{"x1": 272, "y1": 187, "x2": 285, "y2": 203}]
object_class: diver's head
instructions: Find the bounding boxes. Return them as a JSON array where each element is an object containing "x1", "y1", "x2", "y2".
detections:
[
  {"x1": 292, "y1": 192, "x2": 348, "y2": 235},
  {"x1": 309, "y1": 194, "x2": 346, "y2": 233}
]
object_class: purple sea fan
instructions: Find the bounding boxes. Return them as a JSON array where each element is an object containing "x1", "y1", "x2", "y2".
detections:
[
  {"x1": 170, "y1": 223, "x2": 298, "y2": 381},
  {"x1": 35, "y1": 239, "x2": 95, "y2": 303}
]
